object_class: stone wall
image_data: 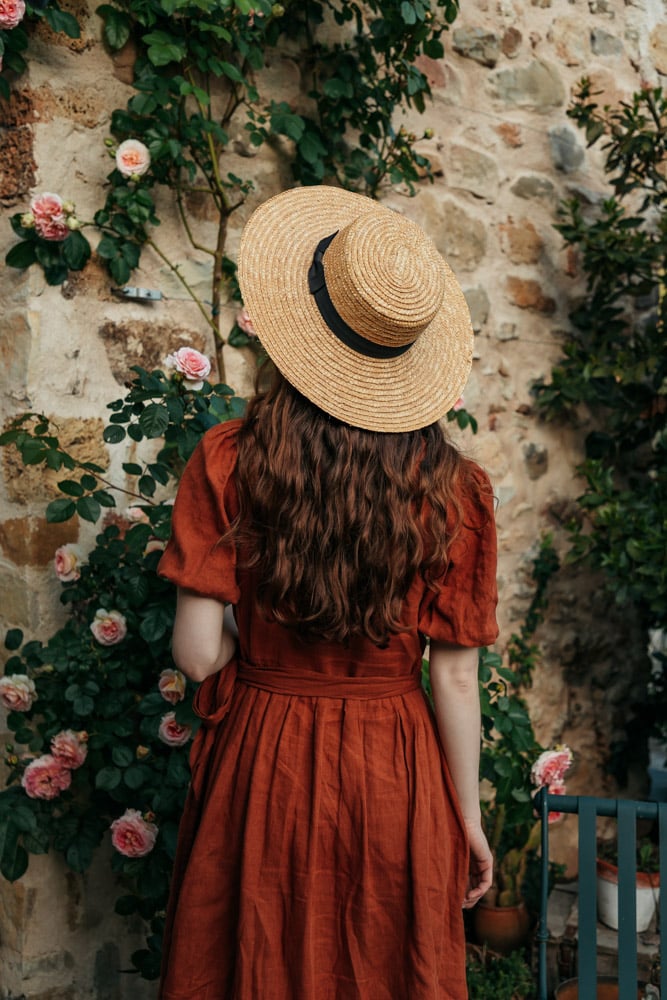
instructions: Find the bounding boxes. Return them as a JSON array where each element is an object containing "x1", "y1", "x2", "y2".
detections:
[{"x1": 0, "y1": 0, "x2": 664, "y2": 992}]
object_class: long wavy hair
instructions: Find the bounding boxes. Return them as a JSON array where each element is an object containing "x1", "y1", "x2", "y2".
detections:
[{"x1": 230, "y1": 371, "x2": 477, "y2": 646}]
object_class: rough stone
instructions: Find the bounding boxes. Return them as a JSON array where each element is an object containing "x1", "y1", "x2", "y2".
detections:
[
  {"x1": 31, "y1": 84, "x2": 109, "y2": 129},
  {"x1": 416, "y1": 196, "x2": 487, "y2": 272},
  {"x1": 463, "y1": 287, "x2": 490, "y2": 331},
  {"x1": 649, "y1": 24, "x2": 667, "y2": 75},
  {"x1": 531, "y1": 0, "x2": 551, "y2": 6},
  {"x1": 414, "y1": 54, "x2": 447, "y2": 89},
  {"x1": 0, "y1": 517, "x2": 78, "y2": 568},
  {"x1": 588, "y1": 0, "x2": 615, "y2": 13},
  {"x1": 110, "y1": 37, "x2": 138, "y2": 85},
  {"x1": 489, "y1": 59, "x2": 566, "y2": 112},
  {"x1": 452, "y1": 27, "x2": 500, "y2": 68},
  {"x1": 506, "y1": 276, "x2": 557, "y2": 313},
  {"x1": 501, "y1": 27, "x2": 523, "y2": 59},
  {"x1": 0, "y1": 91, "x2": 36, "y2": 205},
  {"x1": 257, "y1": 55, "x2": 302, "y2": 105},
  {"x1": 523, "y1": 442, "x2": 549, "y2": 479},
  {"x1": 549, "y1": 125, "x2": 585, "y2": 173},
  {"x1": 547, "y1": 17, "x2": 588, "y2": 66},
  {"x1": 495, "y1": 122, "x2": 523, "y2": 147},
  {"x1": 0, "y1": 311, "x2": 31, "y2": 400},
  {"x1": 499, "y1": 217, "x2": 544, "y2": 264},
  {"x1": 32, "y1": 0, "x2": 94, "y2": 52},
  {"x1": 2, "y1": 417, "x2": 108, "y2": 505},
  {"x1": 444, "y1": 143, "x2": 500, "y2": 202},
  {"x1": 98, "y1": 320, "x2": 211, "y2": 385},
  {"x1": 510, "y1": 173, "x2": 556, "y2": 201},
  {"x1": 590, "y1": 27, "x2": 624, "y2": 57},
  {"x1": 497, "y1": 322, "x2": 519, "y2": 341}
]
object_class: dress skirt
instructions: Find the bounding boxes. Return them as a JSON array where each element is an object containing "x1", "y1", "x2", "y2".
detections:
[{"x1": 158, "y1": 660, "x2": 470, "y2": 1000}]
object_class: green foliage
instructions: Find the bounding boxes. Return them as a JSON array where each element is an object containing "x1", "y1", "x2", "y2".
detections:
[
  {"x1": 6, "y1": 214, "x2": 91, "y2": 286},
  {"x1": 5, "y1": 0, "x2": 460, "y2": 349},
  {"x1": 532, "y1": 82, "x2": 667, "y2": 734},
  {"x1": 507, "y1": 536, "x2": 559, "y2": 687},
  {"x1": 465, "y1": 946, "x2": 536, "y2": 1000},
  {"x1": 0, "y1": 0, "x2": 79, "y2": 101},
  {"x1": 0, "y1": 367, "x2": 245, "y2": 977}
]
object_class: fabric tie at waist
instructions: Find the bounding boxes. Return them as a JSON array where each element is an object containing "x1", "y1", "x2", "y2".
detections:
[
  {"x1": 237, "y1": 660, "x2": 422, "y2": 699},
  {"x1": 188, "y1": 658, "x2": 422, "y2": 799}
]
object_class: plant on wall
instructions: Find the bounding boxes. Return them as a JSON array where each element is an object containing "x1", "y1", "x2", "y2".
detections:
[
  {"x1": 534, "y1": 83, "x2": 667, "y2": 739},
  {"x1": 5, "y1": 0, "x2": 458, "y2": 379},
  {"x1": 0, "y1": 0, "x2": 79, "y2": 99}
]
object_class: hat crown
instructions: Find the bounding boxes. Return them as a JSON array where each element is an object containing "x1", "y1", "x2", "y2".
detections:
[{"x1": 324, "y1": 213, "x2": 447, "y2": 349}]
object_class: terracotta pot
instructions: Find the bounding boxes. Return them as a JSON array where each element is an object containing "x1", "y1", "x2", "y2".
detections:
[
  {"x1": 472, "y1": 900, "x2": 531, "y2": 955},
  {"x1": 555, "y1": 976, "x2": 643, "y2": 999},
  {"x1": 596, "y1": 858, "x2": 660, "y2": 932}
]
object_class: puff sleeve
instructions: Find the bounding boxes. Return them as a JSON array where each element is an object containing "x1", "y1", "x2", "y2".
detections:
[
  {"x1": 418, "y1": 464, "x2": 499, "y2": 647},
  {"x1": 157, "y1": 420, "x2": 242, "y2": 605}
]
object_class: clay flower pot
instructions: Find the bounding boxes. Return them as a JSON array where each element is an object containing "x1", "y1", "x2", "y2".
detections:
[
  {"x1": 472, "y1": 899, "x2": 531, "y2": 955},
  {"x1": 555, "y1": 975, "x2": 644, "y2": 999}
]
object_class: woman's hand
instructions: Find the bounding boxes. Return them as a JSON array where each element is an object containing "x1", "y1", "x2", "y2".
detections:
[{"x1": 463, "y1": 819, "x2": 493, "y2": 908}]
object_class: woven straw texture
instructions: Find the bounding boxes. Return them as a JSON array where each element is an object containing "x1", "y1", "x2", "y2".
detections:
[{"x1": 237, "y1": 186, "x2": 474, "y2": 433}]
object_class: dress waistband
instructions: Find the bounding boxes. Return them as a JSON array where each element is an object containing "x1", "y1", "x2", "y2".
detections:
[{"x1": 237, "y1": 660, "x2": 422, "y2": 700}]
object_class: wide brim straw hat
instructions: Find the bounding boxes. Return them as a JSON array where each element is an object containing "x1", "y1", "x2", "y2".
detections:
[{"x1": 237, "y1": 185, "x2": 474, "y2": 433}]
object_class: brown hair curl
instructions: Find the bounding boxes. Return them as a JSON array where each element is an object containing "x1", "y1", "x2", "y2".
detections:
[{"x1": 231, "y1": 373, "x2": 476, "y2": 646}]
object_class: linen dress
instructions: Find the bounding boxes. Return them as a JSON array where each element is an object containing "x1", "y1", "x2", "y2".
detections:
[{"x1": 157, "y1": 419, "x2": 498, "y2": 1000}]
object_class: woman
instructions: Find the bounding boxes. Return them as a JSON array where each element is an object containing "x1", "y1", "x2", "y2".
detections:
[{"x1": 157, "y1": 186, "x2": 499, "y2": 999}]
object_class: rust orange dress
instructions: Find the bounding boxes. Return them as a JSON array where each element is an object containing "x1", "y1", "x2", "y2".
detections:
[{"x1": 157, "y1": 419, "x2": 498, "y2": 1000}]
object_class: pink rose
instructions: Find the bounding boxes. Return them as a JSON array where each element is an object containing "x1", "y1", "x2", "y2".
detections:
[
  {"x1": 21, "y1": 754, "x2": 72, "y2": 800},
  {"x1": 0, "y1": 674, "x2": 37, "y2": 712},
  {"x1": 54, "y1": 543, "x2": 83, "y2": 582},
  {"x1": 158, "y1": 711, "x2": 192, "y2": 747},
  {"x1": 530, "y1": 746, "x2": 573, "y2": 788},
  {"x1": 452, "y1": 397, "x2": 465, "y2": 412},
  {"x1": 236, "y1": 307, "x2": 257, "y2": 337},
  {"x1": 546, "y1": 780, "x2": 566, "y2": 823},
  {"x1": 164, "y1": 347, "x2": 211, "y2": 390},
  {"x1": 158, "y1": 668, "x2": 186, "y2": 704},
  {"x1": 30, "y1": 192, "x2": 70, "y2": 242},
  {"x1": 51, "y1": 729, "x2": 88, "y2": 769},
  {"x1": 90, "y1": 608, "x2": 127, "y2": 646},
  {"x1": 0, "y1": 0, "x2": 25, "y2": 29},
  {"x1": 116, "y1": 139, "x2": 151, "y2": 178},
  {"x1": 110, "y1": 808, "x2": 158, "y2": 858}
]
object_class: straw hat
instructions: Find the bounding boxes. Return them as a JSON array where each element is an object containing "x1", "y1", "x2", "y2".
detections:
[{"x1": 237, "y1": 185, "x2": 474, "y2": 433}]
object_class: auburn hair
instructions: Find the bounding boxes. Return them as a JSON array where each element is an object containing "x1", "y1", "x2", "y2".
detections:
[{"x1": 230, "y1": 371, "x2": 478, "y2": 646}]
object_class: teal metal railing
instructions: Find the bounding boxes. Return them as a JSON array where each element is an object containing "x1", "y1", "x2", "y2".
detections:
[{"x1": 535, "y1": 789, "x2": 666, "y2": 1000}]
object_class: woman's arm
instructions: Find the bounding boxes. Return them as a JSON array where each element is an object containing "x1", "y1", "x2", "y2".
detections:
[
  {"x1": 171, "y1": 588, "x2": 237, "y2": 682},
  {"x1": 429, "y1": 640, "x2": 493, "y2": 908}
]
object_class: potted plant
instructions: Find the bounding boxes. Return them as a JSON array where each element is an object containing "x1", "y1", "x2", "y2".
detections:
[
  {"x1": 596, "y1": 834, "x2": 660, "y2": 932},
  {"x1": 474, "y1": 646, "x2": 574, "y2": 951}
]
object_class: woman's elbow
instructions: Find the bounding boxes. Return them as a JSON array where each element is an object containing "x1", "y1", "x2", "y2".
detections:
[{"x1": 171, "y1": 648, "x2": 214, "y2": 683}]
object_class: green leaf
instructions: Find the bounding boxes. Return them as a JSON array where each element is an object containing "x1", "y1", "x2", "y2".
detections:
[
  {"x1": 123, "y1": 462, "x2": 143, "y2": 475},
  {"x1": 112, "y1": 745, "x2": 135, "y2": 767},
  {"x1": 219, "y1": 60, "x2": 245, "y2": 83},
  {"x1": 115, "y1": 894, "x2": 139, "y2": 915},
  {"x1": 43, "y1": 263, "x2": 70, "y2": 286},
  {"x1": 44, "y1": 6, "x2": 81, "y2": 37},
  {"x1": 97, "y1": 5, "x2": 131, "y2": 49},
  {"x1": 93, "y1": 489, "x2": 116, "y2": 508},
  {"x1": 46, "y1": 498, "x2": 77, "y2": 523},
  {"x1": 66, "y1": 839, "x2": 93, "y2": 872},
  {"x1": 95, "y1": 766, "x2": 121, "y2": 791},
  {"x1": 298, "y1": 131, "x2": 327, "y2": 165},
  {"x1": 6, "y1": 241, "x2": 37, "y2": 269},
  {"x1": 4, "y1": 628, "x2": 23, "y2": 651},
  {"x1": 58, "y1": 478, "x2": 84, "y2": 497},
  {"x1": 76, "y1": 496, "x2": 101, "y2": 523},
  {"x1": 104, "y1": 425, "x2": 126, "y2": 444},
  {"x1": 139, "y1": 403, "x2": 169, "y2": 439},
  {"x1": 400, "y1": 1, "x2": 417, "y2": 24},
  {"x1": 124, "y1": 764, "x2": 147, "y2": 789},
  {"x1": 62, "y1": 230, "x2": 91, "y2": 271}
]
